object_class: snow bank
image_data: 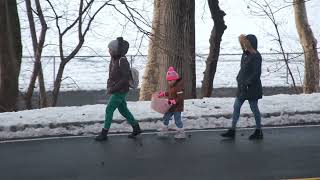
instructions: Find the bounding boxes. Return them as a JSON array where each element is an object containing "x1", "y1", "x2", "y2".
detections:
[{"x1": 1, "y1": 93, "x2": 320, "y2": 140}]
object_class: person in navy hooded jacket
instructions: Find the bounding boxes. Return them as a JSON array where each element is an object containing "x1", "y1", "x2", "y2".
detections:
[{"x1": 221, "y1": 34, "x2": 263, "y2": 140}]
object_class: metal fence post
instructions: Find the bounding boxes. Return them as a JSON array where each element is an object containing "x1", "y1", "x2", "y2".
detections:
[
  {"x1": 286, "y1": 53, "x2": 289, "y2": 84},
  {"x1": 53, "y1": 56, "x2": 56, "y2": 83}
]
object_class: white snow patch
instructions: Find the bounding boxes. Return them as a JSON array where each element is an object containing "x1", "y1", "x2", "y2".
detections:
[{"x1": 1, "y1": 93, "x2": 320, "y2": 139}]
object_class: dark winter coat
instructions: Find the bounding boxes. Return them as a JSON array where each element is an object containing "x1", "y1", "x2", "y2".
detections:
[
  {"x1": 165, "y1": 78, "x2": 184, "y2": 112},
  {"x1": 107, "y1": 57, "x2": 130, "y2": 94},
  {"x1": 236, "y1": 34, "x2": 263, "y2": 100},
  {"x1": 107, "y1": 39, "x2": 131, "y2": 94}
]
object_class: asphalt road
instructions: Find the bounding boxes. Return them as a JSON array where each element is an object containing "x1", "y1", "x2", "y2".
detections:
[{"x1": 0, "y1": 126, "x2": 319, "y2": 180}]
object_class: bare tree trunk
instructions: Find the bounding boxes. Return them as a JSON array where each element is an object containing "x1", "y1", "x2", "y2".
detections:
[
  {"x1": 293, "y1": 0, "x2": 319, "y2": 93},
  {"x1": 52, "y1": 62, "x2": 66, "y2": 106},
  {"x1": 139, "y1": 0, "x2": 162, "y2": 101},
  {"x1": 158, "y1": 0, "x2": 196, "y2": 99},
  {"x1": 0, "y1": 0, "x2": 22, "y2": 112},
  {"x1": 201, "y1": 0, "x2": 227, "y2": 97},
  {"x1": 24, "y1": 0, "x2": 48, "y2": 109},
  {"x1": 24, "y1": 0, "x2": 38, "y2": 109}
]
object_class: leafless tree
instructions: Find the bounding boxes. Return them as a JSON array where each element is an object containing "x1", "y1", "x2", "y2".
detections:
[
  {"x1": 17, "y1": 0, "x2": 154, "y2": 108},
  {"x1": 46, "y1": 0, "x2": 156, "y2": 106},
  {"x1": 246, "y1": 0, "x2": 299, "y2": 93},
  {"x1": 24, "y1": 0, "x2": 48, "y2": 109},
  {"x1": 46, "y1": 0, "x2": 112, "y2": 106},
  {"x1": 201, "y1": 0, "x2": 227, "y2": 98}
]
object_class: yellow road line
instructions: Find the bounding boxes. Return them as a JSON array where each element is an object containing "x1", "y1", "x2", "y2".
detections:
[{"x1": 284, "y1": 178, "x2": 320, "y2": 180}]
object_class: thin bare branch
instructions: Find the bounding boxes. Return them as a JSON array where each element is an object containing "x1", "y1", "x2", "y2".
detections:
[
  {"x1": 108, "y1": 2, "x2": 151, "y2": 37},
  {"x1": 35, "y1": 0, "x2": 47, "y2": 58},
  {"x1": 118, "y1": 0, "x2": 152, "y2": 28},
  {"x1": 61, "y1": 0, "x2": 94, "y2": 36},
  {"x1": 46, "y1": 0, "x2": 64, "y2": 59},
  {"x1": 25, "y1": 0, "x2": 38, "y2": 51}
]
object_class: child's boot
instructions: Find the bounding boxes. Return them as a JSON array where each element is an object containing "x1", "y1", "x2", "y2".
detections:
[
  {"x1": 128, "y1": 123, "x2": 142, "y2": 139},
  {"x1": 174, "y1": 128, "x2": 186, "y2": 139},
  {"x1": 157, "y1": 125, "x2": 169, "y2": 137},
  {"x1": 95, "y1": 128, "x2": 109, "y2": 141}
]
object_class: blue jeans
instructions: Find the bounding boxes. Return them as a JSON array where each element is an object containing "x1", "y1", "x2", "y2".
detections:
[
  {"x1": 163, "y1": 112, "x2": 183, "y2": 128},
  {"x1": 232, "y1": 98, "x2": 262, "y2": 129}
]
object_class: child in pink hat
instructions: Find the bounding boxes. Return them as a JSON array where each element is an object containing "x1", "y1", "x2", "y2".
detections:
[{"x1": 158, "y1": 66, "x2": 185, "y2": 139}]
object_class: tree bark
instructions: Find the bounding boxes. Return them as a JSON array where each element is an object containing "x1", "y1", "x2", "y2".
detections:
[
  {"x1": 201, "y1": 0, "x2": 227, "y2": 97},
  {"x1": 52, "y1": 62, "x2": 66, "y2": 106},
  {"x1": 139, "y1": 0, "x2": 162, "y2": 101},
  {"x1": 0, "y1": 0, "x2": 22, "y2": 112},
  {"x1": 158, "y1": 0, "x2": 196, "y2": 99},
  {"x1": 24, "y1": 0, "x2": 48, "y2": 109},
  {"x1": 293, "y1": 0, "x2": 319, "y2": 93}
]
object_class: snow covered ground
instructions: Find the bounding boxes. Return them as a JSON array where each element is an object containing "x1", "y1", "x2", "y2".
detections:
[{"x1": 1, "y1": 93, "x2": 320, "y2": 140}]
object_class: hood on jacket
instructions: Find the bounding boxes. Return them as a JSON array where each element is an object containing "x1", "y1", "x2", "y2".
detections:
[
  {"x1": 108, "y1": 37, "x2": 129, "y2": 57},
  {"x1": 239, "y1": 34, "x2": 258, "y2": 52}
]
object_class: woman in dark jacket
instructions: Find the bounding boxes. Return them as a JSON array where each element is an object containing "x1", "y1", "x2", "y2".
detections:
[
  {"x1": 221, "y1": 34, "x2": 263, "y2": 140},
  {"x1": 95, "y1": 37, "x2": 141, "y2": 141}
]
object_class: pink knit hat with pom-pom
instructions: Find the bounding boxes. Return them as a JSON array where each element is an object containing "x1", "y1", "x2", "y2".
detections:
[{"x1": 166, "y1": 66, "x2": 179, "y2": 81}]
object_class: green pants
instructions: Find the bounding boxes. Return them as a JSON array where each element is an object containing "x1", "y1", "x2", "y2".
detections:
[{"x1": 104, "y1": 93, "x2": 137, "y2": 129}]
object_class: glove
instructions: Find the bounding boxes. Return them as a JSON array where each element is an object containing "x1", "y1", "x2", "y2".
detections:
[
  {"x1": 158, "y1": 91, "x2": 166, "y2": 97},
  {"x1": 168, "y1": 99, "x2": 176, "y2": 105}
]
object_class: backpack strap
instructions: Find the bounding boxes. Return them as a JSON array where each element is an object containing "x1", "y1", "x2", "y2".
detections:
[
  {"x1": 118, "y1": 57, "x2": 133, "y2": 80},
  {"x1": 118, "y1": 57, "x2": 128, "y2": 67}
]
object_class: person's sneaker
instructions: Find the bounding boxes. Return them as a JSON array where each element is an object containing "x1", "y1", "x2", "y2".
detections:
[
  {"x1": 157, "y1": 126, "x2": 169, "y2": 137},
  {"x1": 128, "y1": 124, "x2": 142, "y2": 139},
  {"x1": 174, "y1": 129, "x2": 186, "y2": 139},
  {"x1": 220, "y1": 129, "x2": 235, "y2": 139},
  {"x1": 95, "y1": 128, "x2": 108, "y2": 141},
  {"x1": 249, "y1": 129, "x2": 263, "y2": 140}
]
